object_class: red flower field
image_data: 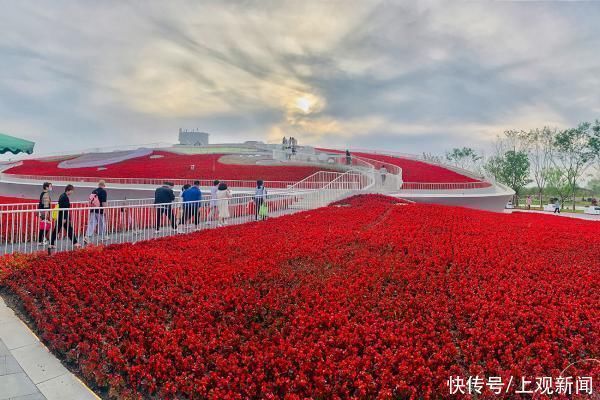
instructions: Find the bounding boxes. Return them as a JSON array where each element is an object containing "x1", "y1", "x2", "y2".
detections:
[
  {"x1": 0, "y1": 195, "x2": 598, "y2": 399},
  {"x1": 319, "y1": 148, "x2": 482, "y2": 183},
  {"x1": 4, "y1": 151, "x2": 330, "y2": 182}
]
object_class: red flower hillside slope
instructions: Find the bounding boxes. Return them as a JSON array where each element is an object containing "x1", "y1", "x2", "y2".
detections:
[
  {"x1": 318, "y1": 148, "x2": 481, "y2": 183},
  {"x1": 4, "y1": 151, "x2": 329, "y2": 182},
  {"x1": 1, "y1": 195, "x2": 598, "y2": 399}
]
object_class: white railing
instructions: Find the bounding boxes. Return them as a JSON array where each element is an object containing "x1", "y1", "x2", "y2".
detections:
[
  {"x1": 286, "y1": 171, "x2": 346, "y2": 191},
  {"x1": 0, "y1": 169, "x2": 379, "y2": 255},
  {"x1": 319, "y1": 147, "x2": 487, "y2": 184},
  {"x1": 0, "y1": 191, "x2": 329, "y2": 255},
  {"x1": 1, "y1": 174, "x2": 299, "y2": 189},
  {"x1": 274, "y1": 149, "x2": 403, "y2": 191},
  {"x1": 400, "y1": 181, "x2": 492, "y2": 190}
]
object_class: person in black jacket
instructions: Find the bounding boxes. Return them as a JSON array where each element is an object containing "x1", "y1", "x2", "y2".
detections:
[
  {"x1": 49, "y1": 185, "x2": 80, "y2": 249},
  {"x1": 154, "y1": 182, "x2": 177, "y2": 232},
  {"x1": 37, "y1": 182, "x2": 52, "y2": 245}
]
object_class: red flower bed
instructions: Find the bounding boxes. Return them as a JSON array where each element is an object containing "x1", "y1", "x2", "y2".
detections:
[
  {"x1": 319, "y1": 148, "x2": 481, "y2": 183},
  {"x1": 4, "y1": 151, "x2": 329, "y2": 182},
  {"x1": 1, "y1": 196, "x2": 598, "y2": 399},
  {"x1": 0, "y1": 195, "x2": 35, "y2": 204}
]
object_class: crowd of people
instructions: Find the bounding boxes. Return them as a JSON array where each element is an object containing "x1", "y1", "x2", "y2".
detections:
[{"x1": 36, "y1": 179, "x2": 269, "y2": 249}]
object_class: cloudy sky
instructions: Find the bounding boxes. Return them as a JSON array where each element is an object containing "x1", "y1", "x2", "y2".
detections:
[{"x1": 1, "y1": 0, "x2": 600, "y2": 156}]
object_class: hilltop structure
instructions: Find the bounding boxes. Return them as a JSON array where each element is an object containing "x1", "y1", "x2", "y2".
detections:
[{"x1": 178, "y1": 129, "x2": 209, "y2": 146}]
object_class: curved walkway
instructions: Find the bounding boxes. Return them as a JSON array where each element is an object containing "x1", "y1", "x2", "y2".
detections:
[{"x1": 0, "y1": 297, "x2": 97, "y2": 400}]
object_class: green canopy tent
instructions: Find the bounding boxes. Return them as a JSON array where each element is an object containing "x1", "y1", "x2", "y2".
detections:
[{"x1": 0, "y1": 133, "x2": 35, "y2": 155}]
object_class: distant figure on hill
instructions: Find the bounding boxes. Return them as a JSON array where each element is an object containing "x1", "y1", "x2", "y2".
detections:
[
  {"x1": 254, "y1": 180, "x2": 267, "y2": 221},
  {"x1": 380, "y1": 165, "x2": 388, "y2": 184},
  {"x1": 526, "y1": 195, "x2": 532, "y2": 210},
  {"x1": 345, "y1": 149, "x2": 351, "y2": 165},
  {"x1": 181, "y1": 181, "x2": 202, "y2": 227},
  {"x1": 84, "y1": 180, "x2": 108, "y2": 244},
  {"x1": 154, "y1": 182, "x2": 177, "y2": 232},
  {"x1": 37, "y1": 182, "x2": 53, "y2": 246},
  {"x1": 216, "y1": 182, "x2": 232, "y2": 226},
  {"x1": 49, "y1": 184, "x2": 79, "y2": 249}
]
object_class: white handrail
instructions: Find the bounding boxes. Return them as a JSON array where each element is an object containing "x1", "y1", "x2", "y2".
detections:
[
  {"x1": 1, "y1": 173, "x2": 299, "y2": 189},
  {"x1": 0, "y1": 191, "x2": 329, "y2": 255}
]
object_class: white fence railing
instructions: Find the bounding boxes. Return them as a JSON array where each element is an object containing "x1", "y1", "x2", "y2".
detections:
[
  {"x1": 400, "y1": 181, "x2": 492, "y2": 191},
  {"x1": 0, "y1": 169, "x2": 374, "y2": 255},
  {"x1": 0, "y1": 192, "x2": 313, "y2": 255},
  {"x1": 1, "y1": 174, "x2": 300, "y2": 189},
  {"x1": 274, "y1": 150, "x2": 403, "y2": 191}
]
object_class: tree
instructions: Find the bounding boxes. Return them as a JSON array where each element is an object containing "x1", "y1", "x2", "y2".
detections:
[
  {"x1": 483, "y1": 130, "x2": 530, "y2": 204},
  {"x1": 588, "y1": 177, "x2": 600, "y2": 196},
  {"x1": 422, "y1": 152, "x2": 442, "y2": 164},
  {"x1": 445, "y1": 147, "x2": 482, "y2": 172},
  {"x1": 497, "y1": 150, "x2": 531, "y2": 205},
  {"x1": 553, "y1": 122, "x2": 599, "y2": 210},
  {"x1": 524, "y1": 127, "x2": 556, "y2": 207},
  {"x1": 546, "y1": 168, "x2": 570, "y2": 206}
]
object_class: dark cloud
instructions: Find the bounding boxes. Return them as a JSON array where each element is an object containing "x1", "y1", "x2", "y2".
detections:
[{"x1": 1, "y1": 0, "x2": 600, "y2": 157}]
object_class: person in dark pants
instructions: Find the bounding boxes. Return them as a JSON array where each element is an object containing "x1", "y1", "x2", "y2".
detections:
[
  {"x1": 254, "y1": 180, "x2": 267, "y2": 221},
  {"x1": 49, "y1": 184, "x2": 80, "y2": 249},
  {"x1": 553, "y1": 199, "x2": 561, "y2": 214},
  {"x1": 154, "y1": 182, "x2": 176, "y2": 232},
  {"x1": 83, "y1": 180, "x2": 108, "y2": 244},
  {"x1": 345, "y1": 149, "x2": 352, "y2": 165},
  {"x1": 181, "y1": 181, "x2": 202, "y2": 226},
  {"x1": 37, "y1": 182, "x2": 52, "y2": 245}
]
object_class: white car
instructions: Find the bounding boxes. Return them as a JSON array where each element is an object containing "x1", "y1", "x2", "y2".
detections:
[{"x1": 584, "y1": 206, "x2": 600, "y2": 215}]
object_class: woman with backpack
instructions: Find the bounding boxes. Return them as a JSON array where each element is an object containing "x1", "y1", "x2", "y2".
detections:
[
  {"x1": 37, "y1": 182, "x2": 53, "y2": 246},
  {"x1": 49, "y1": 184, "x2": 80, "y2": 249},
  {"x1": 254, "y1": 180, "x2": 267, "y2": 221},
  {"x1": 83, "y1": 180, "x2": 108, "y2": 244}
]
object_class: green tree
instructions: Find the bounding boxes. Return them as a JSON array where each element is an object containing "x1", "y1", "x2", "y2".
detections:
[
  {"x1": 524, "y1": 127, "x2": 556, "y2": 207},
  {"x1": 445, "y1": 147, "x2": 482, "y2": 172},
  {"x1": 485, "y1": 150, "x2": 530, "y2": 205},
  {"x1": 553, "y1": 122, "x2": 598, "y2": 210},
  {"x1": 546, "y1": 168, "x2": 570, "y2": 206}
]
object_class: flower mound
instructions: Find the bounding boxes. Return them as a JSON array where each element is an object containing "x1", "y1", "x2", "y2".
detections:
[
  {"x1": 1, "y1": 196, "x2": 598, "y2": 399},
  {"x1": 4, "y1": 151, "x2": 330, "y2": 182}
]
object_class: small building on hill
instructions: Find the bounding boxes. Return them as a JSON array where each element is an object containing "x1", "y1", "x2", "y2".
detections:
[{"x1": 179, "y1": 129, "x2": 209, "y2": 146}]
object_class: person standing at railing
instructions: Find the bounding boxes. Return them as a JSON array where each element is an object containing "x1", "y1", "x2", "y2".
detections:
[
  {"x1": 380, "y1": 165, "x2": 388, "y2": 185},
  {"x1": 154, "y1": 182, "x2": 177, "y2": 232},
  {"x1": 49, "y1": 184, "x2": 80, "y2": 249},
  {"x1": 83, "y1": 180, "x2": 108, "y2": 244},
  {"x1": 216, "y1": 182, "x2": 232, "y2": 226},
  {"x1": 254, "y1": 180, "x2": 267, "y2": 221},
  {"x1": 345, "y1": 149, "x2": 352, "y2": 165},
  {"x1": 37, "y1": 182, "x2": 53, "y2": 246},
  {"x1": 208, "y1": 180, "x2": 220, "y2": 223},
  {"x1": 181, "y1": 181, "x2": 202, "y2": 227}
]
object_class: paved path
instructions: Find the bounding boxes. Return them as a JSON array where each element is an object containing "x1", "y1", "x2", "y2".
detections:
[
  {"x1": 0, "y1": 297, "x2": 98, "y2": 400},
  {"x1": 511, "y1": 209, "x2": 600, "y2": 221}
]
